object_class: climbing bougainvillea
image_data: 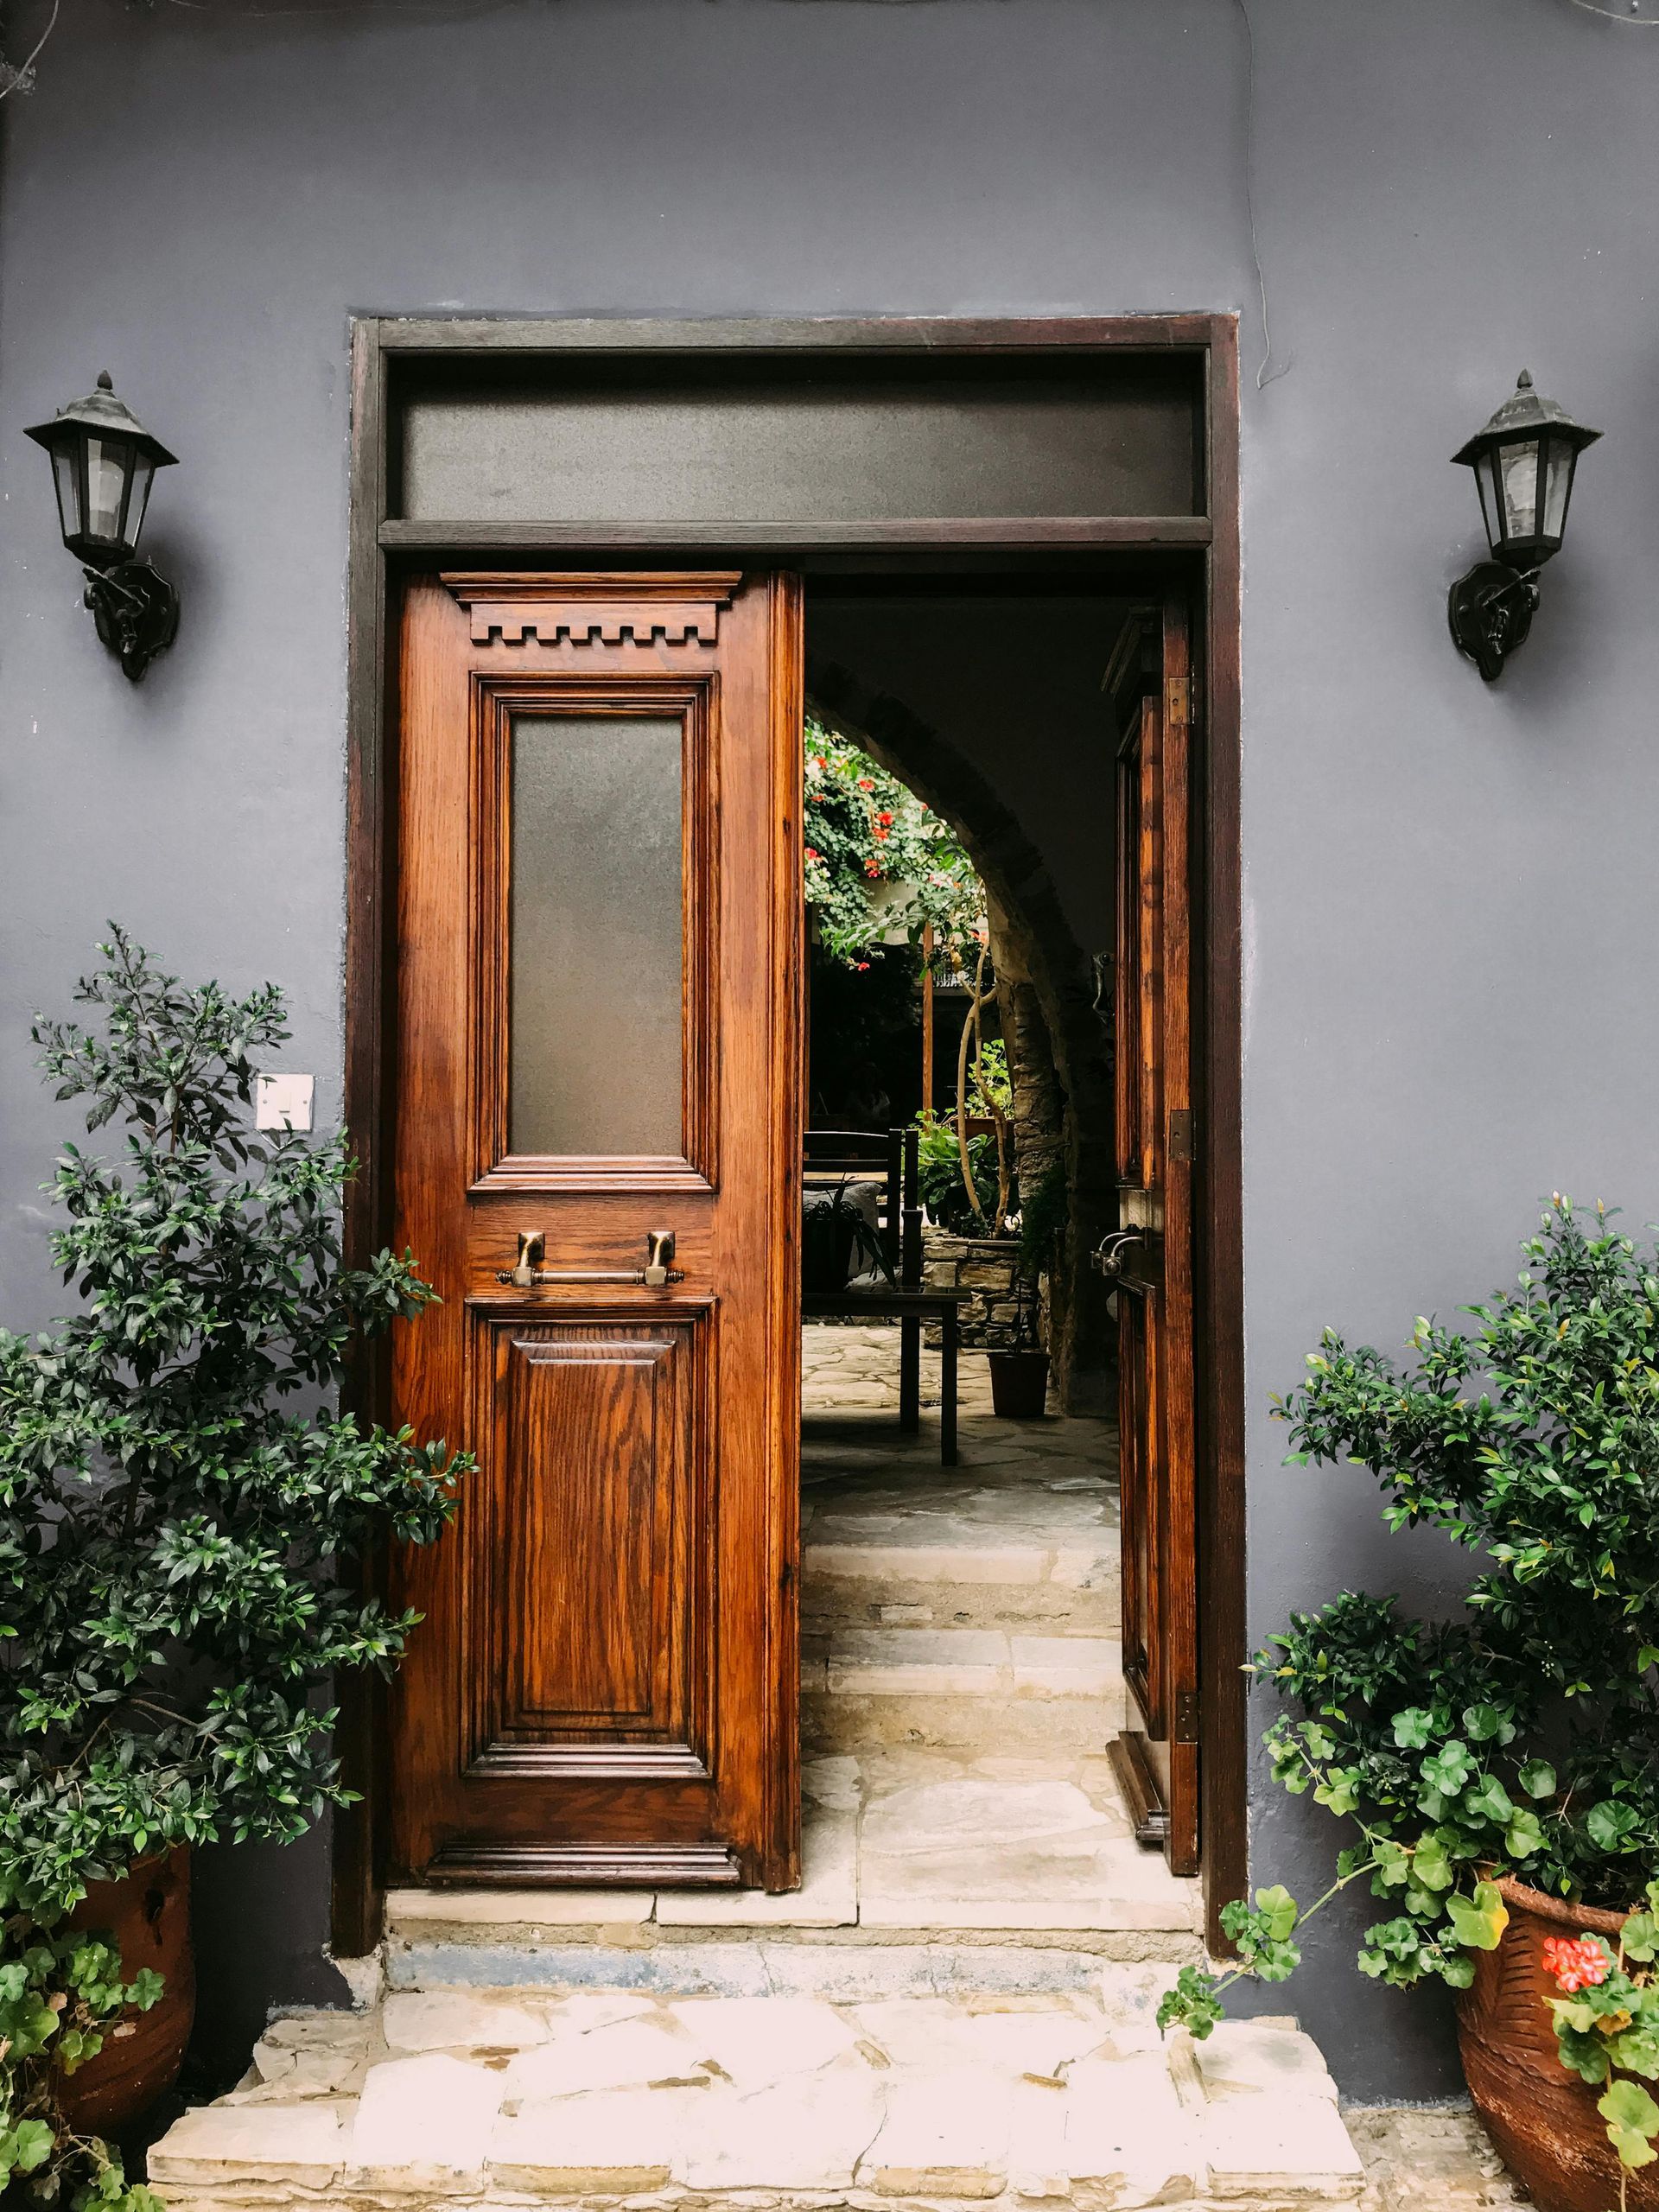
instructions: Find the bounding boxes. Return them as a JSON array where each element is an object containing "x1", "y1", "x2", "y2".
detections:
[{"x1": 803, "y1": 715, "x2": 985, "y2": 967}]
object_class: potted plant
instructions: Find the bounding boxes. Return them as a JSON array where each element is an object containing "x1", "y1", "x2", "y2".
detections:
[
  {"x1": 1158, "y1": 1197, "x2": 1659, "y2": 2212},
  {"x1": 913, "y1": 1112, "x2": 998, "y2": 1235},
  {"x1": 987, "y1": 1163, "x2": 1065, "y2": 1420},
  {"x1": 0, "y1": 929, "x2": 467, "y2": 2211}
]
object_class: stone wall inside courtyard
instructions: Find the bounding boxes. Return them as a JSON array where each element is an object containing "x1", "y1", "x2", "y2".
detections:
[{"x1": 922, "y1": 1230, "x2": 1032, "y2": 1351}]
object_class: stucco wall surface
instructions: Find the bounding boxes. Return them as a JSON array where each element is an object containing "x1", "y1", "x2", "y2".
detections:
[{"x1": 3, "y1": 0, "x2": 1658, "y2": 2101}]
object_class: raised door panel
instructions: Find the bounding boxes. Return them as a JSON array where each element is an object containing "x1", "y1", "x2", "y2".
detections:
[{"x1": 467, "y1": 1319, "x2": 703, "y2": 1772}]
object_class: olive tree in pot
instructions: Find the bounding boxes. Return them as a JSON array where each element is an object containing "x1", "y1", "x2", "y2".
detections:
[
  {"x1": 0, "y1": 929, "x2": 467, "y2": 2210},
  {"x1": 1159, "y1": 1198, "x2": 1659, "y2": 2212}
]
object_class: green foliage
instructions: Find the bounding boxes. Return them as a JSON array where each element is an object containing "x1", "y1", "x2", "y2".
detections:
[
  {"x1": 0, "y1": 928, "x2": 467, "y2": 2209},
  {"x1": 0, "y1": 1919, "x2": 166, "y2": 2210},
  {"x1": 913, "y1": 1113, "x2": 999, "y2": 1234},
  {"x1": 803, "y1": 717, "x2": 985, "y2": 967},
  {"x1": 963, "y1": 1038, "x2": 1011, "y2": 1124},
  {"x1": 1156, "y1": 1198, "x2": 1659, "y2": 2171}
]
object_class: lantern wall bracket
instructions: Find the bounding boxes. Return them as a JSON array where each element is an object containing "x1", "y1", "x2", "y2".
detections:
[
  {"x1": 1446, "y1": 559, "x2": 1539, "y2": 684},
  {"x1": 81, "y1": 558, "x2": 180, "y2": 683}
]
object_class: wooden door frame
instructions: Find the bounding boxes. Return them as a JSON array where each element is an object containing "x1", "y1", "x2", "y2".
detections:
[{"x1": 337, "y1": 313, "x2": 1245, "y2": 1956}]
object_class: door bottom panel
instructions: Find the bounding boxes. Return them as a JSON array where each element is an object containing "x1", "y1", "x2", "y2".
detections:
[{"x1": 423, "y1": 1841, "x2": 743, "y2": 1886}]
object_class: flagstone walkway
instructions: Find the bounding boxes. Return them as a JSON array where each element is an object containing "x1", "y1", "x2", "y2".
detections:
[
  {"x1": 145, "y1": 1325, "x2": 1383, "y2": 2206},
  {"x1": 153, "y1": 1992, "x2": 1370, "y2": 2209}
]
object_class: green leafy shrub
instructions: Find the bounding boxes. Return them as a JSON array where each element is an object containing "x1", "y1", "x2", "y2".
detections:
[
  {"x1": 0, "y1": 928, "x2": 467, "y2": 2209},
  {"x1": 913, "y1": 1113, "x2": 998, "y2": 1233},
  {"x1": 1160, "y1": 1197, "x2": 1659, "y2": 2174},
  {"x1": 803, "y1": 715, "x2": 984, "y2": 967}
]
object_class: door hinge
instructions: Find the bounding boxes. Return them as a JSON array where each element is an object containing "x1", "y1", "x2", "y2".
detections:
[
  {"x1": 1173, "y1": 1688, "x2": 1201, "y2": 1745},
  {"x1": 1167, "y1": 1108, "x2": 1195, "y2": 1162},
  {"x1": 1166, "y1": 675, "x2": 1191, "y2": 725}
]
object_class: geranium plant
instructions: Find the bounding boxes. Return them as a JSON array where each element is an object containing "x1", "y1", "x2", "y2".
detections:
[
  {"x1": 0, "y1": 929, "x2": 467, "y2": 2209},
  {"x1": 1160, "y1": 1198, "x2": 1659, "y2": 2180},
  {"x1": 802, "y1": 715, "x2": 985, "y2": 968}
]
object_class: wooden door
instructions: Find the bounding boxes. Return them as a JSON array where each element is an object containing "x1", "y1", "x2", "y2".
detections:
[
  {"x1": 1103, "y1": 593, "x2": 1200, "y2": 1877},
  {"x1": 386, "y1": 570, "x2": 803, "y2": 1891}
]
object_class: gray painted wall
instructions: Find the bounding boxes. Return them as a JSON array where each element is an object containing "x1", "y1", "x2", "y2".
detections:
[{"x1": 4, "y1": 0, "x2": 1658, "y2": 2102}]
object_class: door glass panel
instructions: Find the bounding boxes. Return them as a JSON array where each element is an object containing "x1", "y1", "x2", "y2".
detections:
[{"x1": 509, "y1": 714, "x2": 683, "y2": 1157}]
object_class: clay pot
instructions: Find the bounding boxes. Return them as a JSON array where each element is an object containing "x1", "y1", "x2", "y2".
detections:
[
  {"x1": 1455, "y1": 1872, "x2": 1658, "y2": 2212},
  {"x1": 988, "y1": 1348, "x2": 1050, "y2": 1417},
  {"x1": 55, "y1": 1847, "x2": 195, "y2": 2139}
]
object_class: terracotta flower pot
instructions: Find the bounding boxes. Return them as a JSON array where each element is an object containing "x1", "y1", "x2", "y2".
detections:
[
  {"x1": 988, "y1": 1348, "x2": 1050, "y2": 1418},
  {"x1": 55, "y1": 1847, "x2": 195, "y2": 2139},
  {"x1": 1454, "y1": 1873, "x2": 1658, "y2": 2212}
]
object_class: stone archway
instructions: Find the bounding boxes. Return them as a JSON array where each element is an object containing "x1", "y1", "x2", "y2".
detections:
[{"x1": 807, "y1": 653, "x2": 1116, "y2": 1415}]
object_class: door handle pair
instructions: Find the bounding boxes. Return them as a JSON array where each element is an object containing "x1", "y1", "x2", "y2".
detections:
[{"x1": 497, "y1": 1228, "x2": 681, "y2": 1289}]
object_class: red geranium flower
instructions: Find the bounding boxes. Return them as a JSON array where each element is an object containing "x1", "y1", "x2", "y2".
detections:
[
  {"x1": 864, "y1": 859, "x2": 881, "y2": 878},
  {"x1": 855, "y1": 961, "x2": 871, "y2": 971},
  {"x1": 804, "y1": 847, "x2": 820, "y2": 862},
  {"x1": 1542, "y1": 1936, "x2": 1611, "y2": 1993},
  {"x1": 857, "y1": 777, "x2": 874, "y2": 791},
  {"x1": 877, "y1": 810, "x2": 893, "y2": 824}
]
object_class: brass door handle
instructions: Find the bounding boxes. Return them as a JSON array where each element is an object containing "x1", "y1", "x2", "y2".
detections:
[{"x1": 498, "y1": 1228, "x2": 683, "y2": 1289}]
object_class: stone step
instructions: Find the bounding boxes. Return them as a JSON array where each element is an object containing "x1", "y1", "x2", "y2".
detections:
[
  {"x1": 379, "y1": 1747, "x2": 1203, "y2": 1974},
  {"x1": 803, "y1": 1539, "x2": 1117, "y2": 1635},
  {"x1": 804, "y1": 1478, "x2": 1119, "y2": 1618},
  {"x1": 149, "y1": 1996, "x2": 1365, "y2": 2211},
  {"x1": 383, "y1": 1934, "x2": 1199, "y2": 1998},
  {"x1": 804, "y1": 1628, "x2": 1128, "y2": 1752},
  {"x1": 801, "y1": 1477, "x2": 1118, "y2": 1635}
]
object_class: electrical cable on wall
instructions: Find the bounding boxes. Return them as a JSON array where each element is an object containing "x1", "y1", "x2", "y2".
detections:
[
  {"x1": 0, "y1": 0, "x2": 58, "y2": 98},
  {"x1": 1234, "y1": 0, "x2": 1288, "y2": 391}
]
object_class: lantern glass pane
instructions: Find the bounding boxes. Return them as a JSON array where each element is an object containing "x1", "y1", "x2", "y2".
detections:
[
  {"x1": 1541, "y1": 434, "x2": 1575, "y2": 543},
  {"x1": 125, "y1": 454, "x2": 156, "y2": 549},
  {"x1": 1497, "y1": 439, "x2": 1541, "y2": 547},
  {"x1": 50, "y1": 443, "x2": 80, "y2": 544},
  {"x1": 84, "y1": 435, "x2": 132, "y2": 550},
  {"x1": 1474, "y1": 451, "x2": 1501, "y2": 553}
]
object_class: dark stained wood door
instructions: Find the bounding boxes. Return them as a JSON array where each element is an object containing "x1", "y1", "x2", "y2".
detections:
[
  {"x1": 1103, "y1": 592, "x2": 1200, "y2": 1878},
  {"x1": 386, "y1": 571, "x2": 803, "y2": 1890}
]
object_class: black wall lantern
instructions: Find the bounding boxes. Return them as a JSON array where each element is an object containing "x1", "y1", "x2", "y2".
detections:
[
  {"x1": 25, "y1": 372, "x2": 180, "y2": 682},
  {"x1": 1448, "y1": 370, "x2": 1600, "y2": 682}
]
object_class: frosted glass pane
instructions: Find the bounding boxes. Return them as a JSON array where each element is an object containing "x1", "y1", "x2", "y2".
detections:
[
  {"x1": 509, "y1": 715, "x2": 683, "y2": 1157},
  {"x1": 1497, "y1": 440, "x2": 1539, "y2": 543},
  {"x1": 1542, "y1": 435, "x2": 1574, "y2": 541},
  {"x1": 84, "y1": 436, "x2": 128, "y2": 543}
]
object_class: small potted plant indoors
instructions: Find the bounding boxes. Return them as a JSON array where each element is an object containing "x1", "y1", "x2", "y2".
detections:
[
  {"x1": 0, "y1": 929, "x2": 467, "y2": 2210},
  {"x1": 1159, "y1": 1198, "x2": 1659, "y2": 2212}
]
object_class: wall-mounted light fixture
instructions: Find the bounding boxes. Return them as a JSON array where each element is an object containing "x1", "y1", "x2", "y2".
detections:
[
  {"x1": 25, "y1": 372, "x2": 180, "y2": 682},
  {"x1": 1448, "y1": 371, "x2": 1600, "y2": 683}
]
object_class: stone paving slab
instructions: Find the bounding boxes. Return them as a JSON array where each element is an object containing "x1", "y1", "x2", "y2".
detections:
[
  {"x1": 385, "y1": 1745, "x2": 1195, "y2": 1948},
  {"x1": 149, "y1": 1999, "x2": 1368, "y2": 2211}
]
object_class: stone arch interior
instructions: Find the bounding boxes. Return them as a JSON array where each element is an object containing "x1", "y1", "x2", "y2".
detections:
[{"x1": 804, "y1": 580, "x2": 1134, "y2": 1416}]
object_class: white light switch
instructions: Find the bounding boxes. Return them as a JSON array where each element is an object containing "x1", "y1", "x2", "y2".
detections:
[{"x1": 255, "y1": 1072, "x2": 315, "y2": 1132}]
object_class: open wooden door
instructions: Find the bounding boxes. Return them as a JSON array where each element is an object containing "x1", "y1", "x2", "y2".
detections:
[
  {"x1": 386, "y1": 570, "x2": 803, "y2": 1891},
  {"x1": 1103, "y1": 592, "x2": 1200, "y2": 1878}
]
